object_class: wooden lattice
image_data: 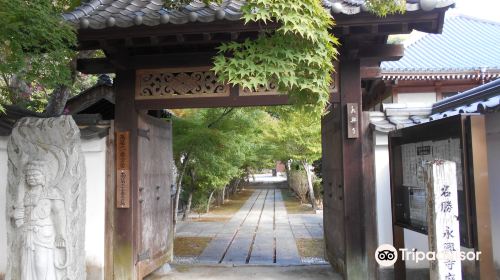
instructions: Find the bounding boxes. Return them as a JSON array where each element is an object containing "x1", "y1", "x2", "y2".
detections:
[
  {"x1": 239, "y1": 81, "x2": 279, "y2": 96},
  {"x1": 136, "y1": 67, "x2": 229, "y2": 99}
]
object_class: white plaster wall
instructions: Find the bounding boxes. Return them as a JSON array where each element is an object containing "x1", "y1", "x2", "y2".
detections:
[
  {"x1": 486, "y1": 112, "x2": 500, "y2": 269},
  {"x1": 397, "y1": 92, "x2": 436, "y2": 105},
  {"x1": 374, "y1": 132, "x2": 429, "y2": 269},
  {"x1": 403, "y1": 230, "x2": 430, "y2": 268},
  {"x1": 0, "y1": 136, "x2": 8, "y2": 277},
  {"x1": 81, "y1": 137, "x2": 107, "y2": 279},
  {"x1": 374, "y1": 132, "x2": 393, "y2": 246}
]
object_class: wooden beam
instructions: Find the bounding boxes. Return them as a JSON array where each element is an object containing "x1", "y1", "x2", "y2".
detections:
[
  {"x1": 77, "y1": 52, "x2": 217, "y2": 74},
  {"x1": 78, "y1": 36, "x2": 246, "y2": 51},
  {"x1": 107, "y1": 51, "x2": 130, "y2": 71},
  {"x1": 362, "y1": 79, "x2": 387, "y2": 110},
  {"x1": 358, "y1": 44, "x2": 404, "y2": 61},
  {"x1": 135, "y1": 94, "x2": 289, "y2": 110},
  {"x1": 149, "y1": 36, "x2": 159, "y2": 46},
  {"x1": 202, "y1": 33, "x2": 212, "y2": 41},
  {"x1": 339, "y1": 59, "x2": 366, "y2": 279},
  {"x1": 75, "y1": 8, "x2": 450, "y2": 53},
  {"x1": 468, "y1": 116, "x2": 495, "y2": 279},
  {"x1": 127, "y1": 52, "x2": 216, "y2": 69},
  {"x1": 230, "y1": 32, "x2": 239, "y2": 41},
  {"x1": 113, "y1": 70, "x2": 139, "y2": 279},
  {"x1": 334, "y1": 8, "x2": 447, "y2": 33},
  {"x1": 78, "y1": 20, "x2": 280, "y2": 42},
  {"x1": 390, "y1": 142, "x2": 406, "y2": 279},
  {"x1": 393, "y1": 226, "x2": 406, "y2": 279},
  {"x1": 105, "y1": 126, "x2": 116, "y2": 280},
  {"x1": 321, "y1": 104, "x2": 345, "y2": 273},
  {"x1": 99, "y1": 39, "x2": 119, "y2": 53},
  {"x1": 76, "y1": 9, "x2": 446, "y2": 46},
  {"x1": 77, "y1": 58, "x2": 115, "y2": 74},
  {"x1": 176, "y1": 34, "x2": 185, "y2": 43},
  {"x1": 361, "y1": 66, "x2": 381, "y2": 79},
  {"x1": 125, "y1": 38, "x2": 134, "y2": 47},
  {"x1": 362, "y1": 112, "x2": 377, "y2": 280},
  {"x1": 324, "y1": 58, "x2": 374, "y2": 279}
]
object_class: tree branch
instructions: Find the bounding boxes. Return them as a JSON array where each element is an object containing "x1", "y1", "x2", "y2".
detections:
[
  {"x1": 207, "y1": 107, "x2": 234, "y2": 128},
  {"x1": 44, "y1": 50, "x2": 95, "y2": 117}
]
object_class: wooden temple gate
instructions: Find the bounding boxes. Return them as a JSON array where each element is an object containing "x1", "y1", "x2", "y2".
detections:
[
  {"x1": 66, "y1": 1, "x2": 454, "y2": 279},
  {"x1": 137, "y1": 113, "x2": 174, "y2": 277}
]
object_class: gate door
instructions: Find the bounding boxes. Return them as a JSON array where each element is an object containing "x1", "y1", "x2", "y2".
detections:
[
  {"x1": 321, "y1": 105, "x2": 346, "y2": 273},
  {"x1": 136, "y1": 113, "x2": 174, "y2": 278}
]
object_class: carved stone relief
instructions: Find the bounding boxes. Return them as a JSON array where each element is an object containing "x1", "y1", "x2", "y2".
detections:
[
  {"x1": 137, "y1": 68, "x2": 229, "y2": 99},
  {"x1": 6, "y1": 116, "x2": 86, "y2": 280}
]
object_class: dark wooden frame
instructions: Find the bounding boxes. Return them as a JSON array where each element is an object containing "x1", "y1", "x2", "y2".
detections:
[
  {"x1": 389, "y1": 115, "x2": 474, "y2": 247},
  {"x1": 69, "y1": 2, "x2": 453, "y2": 278},
  {"x1": 388, "y1": 114, "x2": 494, "y2": 279}
]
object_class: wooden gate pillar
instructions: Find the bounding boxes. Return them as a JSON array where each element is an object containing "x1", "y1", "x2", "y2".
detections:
[
  {"x1": 339, "y1": 58, "x2": 365, "y2": 279},
  {"x1": 322, "y1": 58, "x2": 377, "y2": 279},
  {"x1": 113, "y1": 69, "x2": 139, "y2": 279}
]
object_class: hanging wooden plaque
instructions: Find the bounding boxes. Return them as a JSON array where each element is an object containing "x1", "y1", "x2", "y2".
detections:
[
  {"x1": 346, "y1": 103, "x2": 359, "y2": 138},
  {"x1": 116, "y1": 131, "x2": 130, "y2": 208}
]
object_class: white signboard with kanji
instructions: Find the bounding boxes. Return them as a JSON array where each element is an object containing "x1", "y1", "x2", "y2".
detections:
[{"x1": 426, "y1": 160, "x2": 462, "y2": 280}]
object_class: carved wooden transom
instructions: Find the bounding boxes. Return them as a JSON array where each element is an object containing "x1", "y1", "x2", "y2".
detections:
[
  {"x1": 136, "y1": 67, "x2": 229, "y2": 99},
  {"x1": 240, "y1": 82, "x2": 278, "y2": 96},
  {"x1": 136, "y1": 67, "x2": 282, "y2": 100}
]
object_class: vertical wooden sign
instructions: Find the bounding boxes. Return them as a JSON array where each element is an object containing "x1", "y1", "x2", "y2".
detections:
[
  {"x1": 116, "y1": 131, "x2": 131, "y2": 208},
  {"x1": 346, "y1": 103, "x2": 359, "y2": 138},
  {"x1": 426, "y1": 160, "x2": 462, "y2": 280}
]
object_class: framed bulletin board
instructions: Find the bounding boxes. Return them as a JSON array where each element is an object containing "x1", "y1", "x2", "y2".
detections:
[{"x1": 388, "y1": 115, "x2": 479, "y2": 248}]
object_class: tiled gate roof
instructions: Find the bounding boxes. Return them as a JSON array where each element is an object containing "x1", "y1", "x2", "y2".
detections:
[{"x1": 63, "y1": 0, "x2": 455, "y2": 29}]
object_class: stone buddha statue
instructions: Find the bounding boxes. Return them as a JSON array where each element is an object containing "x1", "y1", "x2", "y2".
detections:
[{"x1": 13, "y1": 161, "x2": 67, "y2": 280}]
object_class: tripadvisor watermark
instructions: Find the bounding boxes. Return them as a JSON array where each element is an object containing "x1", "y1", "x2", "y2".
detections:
[{"x1": 375, "y1": 244, "x2": 482, "y2": 267}]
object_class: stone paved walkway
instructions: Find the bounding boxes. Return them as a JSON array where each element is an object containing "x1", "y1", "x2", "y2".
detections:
[
  {"x1": 148, "y1": 265, "x2": 341, "y2": 280},
  {"x1": 181, "y1": 188, "x2": 305, "y2": 265},
  {"x1": 289, "y1": 214, "x2": 323, "y2": 239}
]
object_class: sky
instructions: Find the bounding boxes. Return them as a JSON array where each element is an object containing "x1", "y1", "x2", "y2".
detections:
[
  {"x1": 451, "y1": 0, "x2": 500, "y2": 21},
  {"x1": 393, "y1": 0, "x2": 500, "y2": 46}
]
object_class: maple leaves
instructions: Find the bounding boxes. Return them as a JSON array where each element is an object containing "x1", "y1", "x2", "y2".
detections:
[
  {"x1": 365, "y1": 0, "x2": 406, "y2": 17},
  {"x1": 212, "y1": 0, "x2": 405, "y2": 106},
  {"x1": 213, "y1": 0, "x2": 339, "y2": 106}
]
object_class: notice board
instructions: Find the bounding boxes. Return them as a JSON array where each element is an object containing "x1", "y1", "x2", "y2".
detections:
[{"x1": 388, "y1": 115, "x2": 481, "y2": 248}]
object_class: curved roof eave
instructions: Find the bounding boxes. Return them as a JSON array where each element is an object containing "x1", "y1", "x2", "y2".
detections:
[{"x1": 64, "y1": 0, "x2": 456, "y2": 30}]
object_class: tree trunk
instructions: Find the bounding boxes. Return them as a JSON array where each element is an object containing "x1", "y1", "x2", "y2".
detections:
[
  {"x1": 232, "y1": 181, "x2": 236, "y2": 195},
  {"x1": 182, "y1": 191, "x2": 193, "y2": 221},
  {"x1": 302, "y1": 160, "x2": 318, "y2": 211},
  {"x1": 44, "y1": 51, "x2": 93, "y2": 117},
  {"x1": 237, "y1": 178, "x2": 242, "y2": 190},
  {"x1": 221, "y1": 186, "x2": 226, "y2": 205},
  {"x1": 206, "y1": 191, "x2": 215, "y2": 213},
  {"x1": 174, "y1": 109, "x2": 234, "y2": 223},
  {"x1": 232, "y1": 178, "x2": 240, "y2": 195},
  {"x1": 227, "y1": 180, "x2": 234, "y2": 197},
  {"x1": 285, "y1": 160, "x2": 291, "y2": 188},
  {"x1": 216, "y1": 191, "x2": 222, "y2": 206},
  {"x1": 173, "y1": 153, "x2": 190, "y2": 228},
  {"x1": 44, "y1": 85, "x2": 72, "y2": 117}
]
